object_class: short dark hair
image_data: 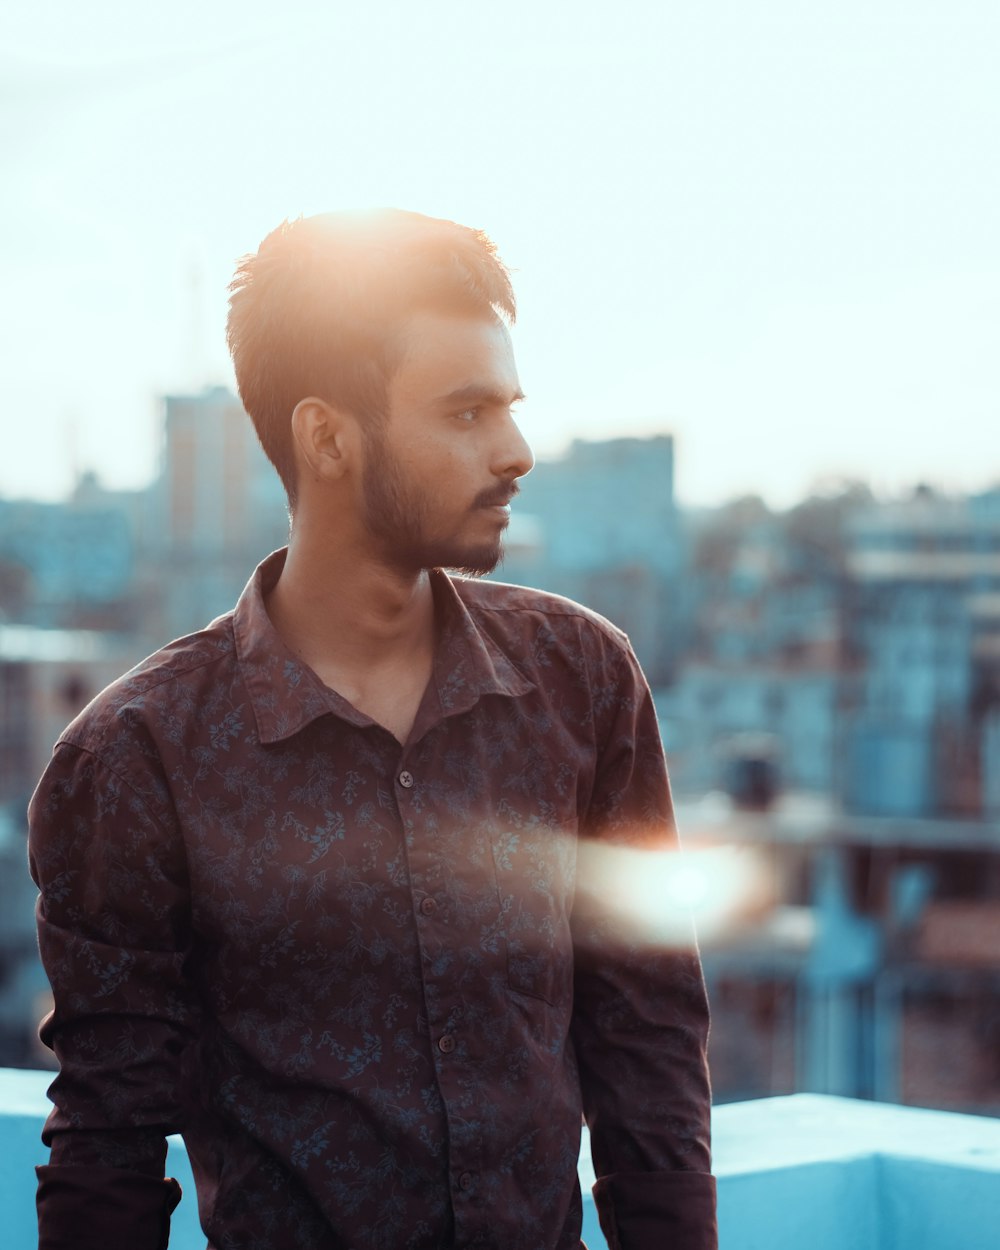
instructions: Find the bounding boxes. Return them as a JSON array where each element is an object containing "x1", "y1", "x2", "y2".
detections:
[{"x1": 226, "y1": 209, "x2": 517, "y2": 507}]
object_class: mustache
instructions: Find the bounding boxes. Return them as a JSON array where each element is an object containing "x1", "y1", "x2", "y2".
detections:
[{"x1": 473, "y1": 483, "x2": 519, "y2": 509}]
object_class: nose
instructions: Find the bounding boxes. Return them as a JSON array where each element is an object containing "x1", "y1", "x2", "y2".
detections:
[{"x1": 494, "y1": 410, "x2": 534, "y2": 481}]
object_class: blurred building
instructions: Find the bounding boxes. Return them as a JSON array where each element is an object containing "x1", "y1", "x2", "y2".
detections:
[
  {"x1": 657, "y1": 484, "x2": 1000, "y2": 822},
  {"x1": 0, "y1": 804, "x2": 49, "y2": 1067},
  {"x1": 0, "y1": 475, "x2": 141, "y2": 631},
  {"x1": 1, "y1": 399, "x2": 999, "y2": 1118},
  {"x1": 661, "y1": 499, "x2": 849, "y2": 796},
  {"x1": 143, "y1": 386, "x2": 289, "y2": 640},
  {"x1": 681, "y1": 798, "x2": 1000, "y2": 1115},
  {"x1": 842, "y1": 487, "x2": 1000, "y2": 818},
  {"x1": 500, "y1": 435, "x2": 682, "y2": 682},
  {"x1": 662, "y1": 667, "x2": 840, "y2": 794}
]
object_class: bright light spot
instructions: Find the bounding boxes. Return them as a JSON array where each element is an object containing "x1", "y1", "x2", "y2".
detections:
[
  {"x1": 576, "y1": 840, "x2": 773, "y2": 947},
  {"x1": 662, "y1": 863, "x2": 713, "y2": 910}
]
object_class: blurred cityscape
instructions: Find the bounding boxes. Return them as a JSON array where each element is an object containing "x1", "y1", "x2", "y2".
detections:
[{"x1": 1, "y1": 387, "x2": 999, "y2": 1116}]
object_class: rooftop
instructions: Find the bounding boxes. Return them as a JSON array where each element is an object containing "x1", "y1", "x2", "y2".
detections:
[{"x1": 3, "y1": 1068, "x2": 998, "y2": 1249}]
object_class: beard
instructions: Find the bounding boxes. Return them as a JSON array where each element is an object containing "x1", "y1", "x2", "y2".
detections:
[{"x1": 360, "y1": 427, "x2": 507, "y2": 576}]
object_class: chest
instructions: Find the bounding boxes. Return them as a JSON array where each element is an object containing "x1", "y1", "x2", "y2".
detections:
[{"x1": 173, "y1": 698, "x2": 591, "y2": 1004}]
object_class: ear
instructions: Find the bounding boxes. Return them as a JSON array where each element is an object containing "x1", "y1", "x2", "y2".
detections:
[{"x1": 289, "y1": 397, "x2": 358, "y2": 483}]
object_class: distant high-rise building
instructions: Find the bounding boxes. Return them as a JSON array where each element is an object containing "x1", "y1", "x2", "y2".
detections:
[
  {"x1": 502, "y1": 434, "x2": 682, "y2": 681},
  {"x1": 515, "y1": 434, "x2": 679, "y2": 574},
  {"x1": 156, "y1": 386, "x2": 287, "y2": 558},
  {"x1": 146, "y1": 387, "x2": 289, "y2": 638}
]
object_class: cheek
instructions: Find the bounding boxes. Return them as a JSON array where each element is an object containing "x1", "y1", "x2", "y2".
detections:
[
  {"x1": 431, "y1": 444, "x2": 480, "y2": 488},
  {"x1": 389, "y1": 431, "x2": 483, "y2": 503}
]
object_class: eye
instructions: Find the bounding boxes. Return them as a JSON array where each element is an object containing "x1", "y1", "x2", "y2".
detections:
[{"x1": 454, "y1": 408, "x2": 479, "y2": 423}]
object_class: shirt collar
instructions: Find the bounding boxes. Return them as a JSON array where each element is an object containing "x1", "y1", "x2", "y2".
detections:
[
  {"x1": 424, "y1": 568, "x2": 535, "y2": 726},
  {"x1": 233, "y1": 549, "x2": 534, "y2": 746}
]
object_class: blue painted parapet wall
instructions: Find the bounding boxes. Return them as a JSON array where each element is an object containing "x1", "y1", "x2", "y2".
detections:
[{"x1": 3, "y1": 1069, "x2": 999, "y2": 1248}]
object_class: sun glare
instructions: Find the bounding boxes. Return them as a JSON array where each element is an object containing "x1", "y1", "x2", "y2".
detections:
[{"x1": 576, "y1": 840, "x2": 773, "y2": 947}]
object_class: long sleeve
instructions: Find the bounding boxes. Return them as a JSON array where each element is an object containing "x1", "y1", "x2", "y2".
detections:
[
  {"x1": 571, "y1": 641, "x2": 717, "y2": 1250},
  {"x1": 28, "y1": 741, "x2": 200, "y2": 1249}
]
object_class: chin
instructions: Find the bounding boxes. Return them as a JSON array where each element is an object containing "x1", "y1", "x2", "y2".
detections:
[
  {"x1": 445, "y1": 552, "x2": 503, "y2": 577},
  {"x1": 437, "y1": 542, "x2": 504, "y2": 578}
]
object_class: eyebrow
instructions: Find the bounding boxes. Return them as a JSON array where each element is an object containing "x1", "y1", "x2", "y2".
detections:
[{"x1": 435, "y1": 384, "x2": 526, "y2": 408}]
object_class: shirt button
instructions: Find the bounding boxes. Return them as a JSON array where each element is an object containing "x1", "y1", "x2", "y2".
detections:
[
  {"x1": 458, "y1": 1171, "x2": 474, "y2": 1191},
  {"x1": 438, "y1": 1033, "x2": 456, "y2": 1054},
  {"x1": 420, "y1": 896, "x2": 437, "y2": 916},
  {"x1": 398, "y1": 770, "x2": 414, "y2": 788}
]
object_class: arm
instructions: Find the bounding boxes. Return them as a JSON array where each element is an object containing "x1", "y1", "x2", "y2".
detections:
[
  {"x1": 28, "y1": 741, "x2": 199, "y2": 1250},
  {"x1": 571, "y1": 640, "x2": 717, "y2": 1250}
]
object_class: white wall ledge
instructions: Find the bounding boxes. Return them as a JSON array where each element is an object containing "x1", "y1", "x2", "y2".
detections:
[{"x1": 3, "y1": 1069, "x2": 999, "y2": 1249}]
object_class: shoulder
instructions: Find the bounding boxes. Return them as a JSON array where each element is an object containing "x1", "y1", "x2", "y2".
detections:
[
  {"x1": 448, "y1": 576, "x2": 645, "y2": 702},
  {"x1": 57, "y1": 613, "x2": 238, "y2": 761},
  {"x1": 451, "y1": 575, "x2": 629, "y2": 649},
  {"x1": 30, "y1": 615, "x2": 239, "y2": 846}
]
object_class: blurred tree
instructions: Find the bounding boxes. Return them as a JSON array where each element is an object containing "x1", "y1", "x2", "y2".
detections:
[
  {"x1": 781, "y1": 480, "x2": 874, "y2": 580},
  {"x1": 691, "y1": 495, "x2": 771, "y2": 577}
]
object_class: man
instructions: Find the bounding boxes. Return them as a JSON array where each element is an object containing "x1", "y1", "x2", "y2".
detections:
[{"x1": 29, "y1": 210, "x2": 716, "y2": 1250}]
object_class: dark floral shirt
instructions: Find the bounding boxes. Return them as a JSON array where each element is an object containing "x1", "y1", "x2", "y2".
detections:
[{"x1": 29, "y1": 550, "x2": 716, "y2": 1250}]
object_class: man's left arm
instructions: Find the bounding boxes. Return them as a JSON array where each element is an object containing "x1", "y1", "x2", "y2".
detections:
[{"x1": 571, "y1": 636, "x2": 717, "y2": 1250}]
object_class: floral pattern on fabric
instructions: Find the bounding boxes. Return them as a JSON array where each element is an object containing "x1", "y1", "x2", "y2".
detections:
[{"x1": 30, "y1": 550, "x2": 714, "y2": 1250}]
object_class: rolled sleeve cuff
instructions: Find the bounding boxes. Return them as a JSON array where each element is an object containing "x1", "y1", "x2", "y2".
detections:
[
  {"x1": 37, "y1": 1165, "x2": 182, "y2": 1250},
  {"x1": 592, "y1": 1169, "x2": 718, "y2": 1250}
]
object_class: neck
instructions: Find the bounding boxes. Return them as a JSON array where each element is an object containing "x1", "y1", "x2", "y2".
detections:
[{"x1": 265, "y1": 522, "x2": 436, "y2": 674}]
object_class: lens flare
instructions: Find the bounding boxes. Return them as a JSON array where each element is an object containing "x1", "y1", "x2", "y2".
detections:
[{"x1": 575, "y1": 840, "x2": 773, "y2": 948}]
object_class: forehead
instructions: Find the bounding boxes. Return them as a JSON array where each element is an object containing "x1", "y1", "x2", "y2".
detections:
[{"x1": 389, "y1": 310, "x2": 521, "y2": 407}]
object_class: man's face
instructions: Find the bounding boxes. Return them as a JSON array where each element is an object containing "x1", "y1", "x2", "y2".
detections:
[{"x1": 358, "y1": 311, "x2": 533, "y2": 575}]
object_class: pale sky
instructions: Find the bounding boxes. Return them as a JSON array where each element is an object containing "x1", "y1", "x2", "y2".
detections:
[{"x1": 4, "y1": 1, "x2": 999, "y2": 507}]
